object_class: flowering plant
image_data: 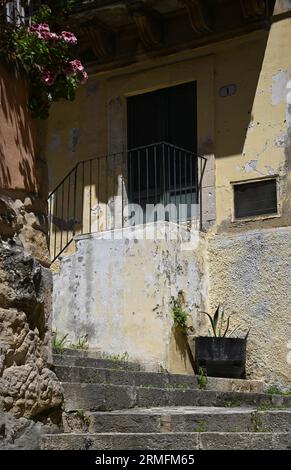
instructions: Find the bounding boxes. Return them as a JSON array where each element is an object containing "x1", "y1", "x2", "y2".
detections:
[{"x1": 1, "y1": 1, "x2": 87, "y2": 118}]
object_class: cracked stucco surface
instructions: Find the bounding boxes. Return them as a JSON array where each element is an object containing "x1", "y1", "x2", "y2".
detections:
[
  {"x1": 53, "y1": 223, "x2": 207, "y2": 374},
  {"x1": 207, "y1": 226, "x2": 291, "y2": 387}
]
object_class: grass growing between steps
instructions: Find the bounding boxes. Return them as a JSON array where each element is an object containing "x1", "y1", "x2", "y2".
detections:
[
  {"x1": 224, "y1": 400, "x2": 242, "y2": 408},
  {"x1": 193, "y1": 421, "x2": 207, "y2": 432},
  {"x1": 255, "y1": 403, "x2": 290, "y2": 411},
  {"x1": 250, "y1": 412, "x2": 270, "y2": 433},
  {"x1": 100, "y1": 352, "x2": 130, "y2": 362},
  {"x1": 265, "y1": 386, "x2": 291, "y2": 396}
]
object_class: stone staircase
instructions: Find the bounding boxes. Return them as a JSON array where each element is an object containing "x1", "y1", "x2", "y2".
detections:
[{"x1": 41, "y1": 350, "x2": 291, "y2": 450}]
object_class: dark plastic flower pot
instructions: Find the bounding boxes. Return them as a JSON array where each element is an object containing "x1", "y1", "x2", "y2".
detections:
[{"x1": 194, "y1": 337, "x2": 247, "y2": 379}]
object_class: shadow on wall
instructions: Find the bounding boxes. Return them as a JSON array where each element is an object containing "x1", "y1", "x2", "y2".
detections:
[
  {"x1": 215, "y1": 31, "x2": 270, "y2": 160},
  {"x1": 48, "y1": 28, "x2": 273, "y2": 258},
  {"x1": 0, "y1": 60, "x2": 37, "y2": 191}
]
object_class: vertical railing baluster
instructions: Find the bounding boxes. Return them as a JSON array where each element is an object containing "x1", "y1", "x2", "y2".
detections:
[
  {"x1": 113, "y1": 153, "x2": 116, "y2": 231},
  {"x1": 122, "y1": 152, "x2": 124, "y2": 229},
  {"x1": 97, "y1": 157, "x2": 100, "y2": 232},
  {"x1": 168, "y1": 145, "x2": 170, "y2": 203},
  {"x1": 89, "y1": 159, "x2": 92, "y2": 234},
  {"x1": 81, "y1": 161, "x2": 84, "y2": 234},
  {"x1": 138, "y1": 150, "x2": 141, "y2": 206},
  {"x1": 61, "y1": 182, "x2": 64, "y2": 252},
  {"x1": 154, "y1": 146, "x2": 157, "y2": 206},
  {"x1": 146, "y1": 147, "x2": 149, "y2": 211},
  {"x1": 129, "y1": 150, "x2": 132, "y2": 207},
  {"x1": 174, "y1": 147, "x2": 177, "y2": 212},
  {"x1": 73, "y1": 167, "x2": 77, "y2": 237},
  {"x1": 54, "y1": 189, "x2": 58, "y2": 262},
  {"x1": 200, "y1": 157, "x2": 203, "y2": 231},
  {"x1": 184, "y1": 152, "x2": 187, "y2": 215},
  {"x1": 106, "y1": 155, "x2": 109, "y2": 231},
  {"x1": 162, "y1": 143, "x2": 165, "y2": 214},
  {"x1": 67, "y1": 174, "x2": 70, "y2": 244},
  {"x1": 189, "y1": 153, "x2": 193, "y2": 224},
  {"x1": 48, "y1": 193, "x2": 52, "y2": 249}
]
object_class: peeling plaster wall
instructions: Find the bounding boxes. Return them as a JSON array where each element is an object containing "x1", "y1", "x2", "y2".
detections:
[
  {"x1": 53, "y1": 223, "x2": 207, "y2": 374},
  {"x1": 214, "y1": 17, "x2": 291, "y2": 232},
  {"x1": 204, "y1": 15, "x2": 291, "y2": 387},
  {"x1": 207, "y1": 227, "x2": 291, "y2": 388},
  {"x1": 47, "y1": 13, "x2": 291, "y2": 385}
]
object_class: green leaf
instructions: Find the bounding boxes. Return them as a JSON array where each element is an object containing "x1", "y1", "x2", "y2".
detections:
[
  {"x1": 227, "y1": 324, "x2": 241, "y2": 338},
  {"x1": 212, "y1": 305, "x2": 220, "y2": 336},
  {"x1": 222, "y1": 316, "x2": 230, "y2": 337},
  {"x1": 218, "y1": 305, "x2": 224, "y2": 337},
  {"x1": 201, "y1": 311, "x2": 217, "y2": 337}
]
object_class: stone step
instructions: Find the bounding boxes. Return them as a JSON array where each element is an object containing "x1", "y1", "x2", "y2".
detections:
[
  {"x1": 62, "y1": 407, "x2": 291, "y2": 434},
  {"x1": 54, "y1": 365, "x2": 263, "y2": 393},
  {"x1": 53, "y1": 354, "x2": 143, "y2": 371},
  {"x1": 61, "y1": 349, "x2": 103, "y2": 358},
  {"x1": 41, "y1": 431, "x2": 291, "y2": 450},
  {"x1": 61, "y1": 382, "x2": 291, "y2": 412}
]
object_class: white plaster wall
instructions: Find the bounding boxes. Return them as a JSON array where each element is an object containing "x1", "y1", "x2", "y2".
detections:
[{"x1": 53, "y1": 222, "x2": 206, "y2": 371}]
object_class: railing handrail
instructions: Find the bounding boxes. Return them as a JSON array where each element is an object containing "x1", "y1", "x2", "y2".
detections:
[
  {"x1": 48, "y1": 142, "x2": 207, "y2": 198},
  {"x1": 48, "y1": 140, "x2": 207, "y2": 263},
  {"x1": 128, "y1": 141, "x2": 205, "y2": 158},
  {"x1": 48, "y1": 150, "x2": 123, "y2": 198}
]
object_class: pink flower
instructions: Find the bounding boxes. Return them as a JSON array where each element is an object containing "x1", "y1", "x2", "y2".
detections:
[
  {"x1": 65, "y1": 59, "x2": 84, "y2": 75},
  {"x1": 36, "y1": 31, "x2": 49, "y2": 40},
  {"x1": 64, "y1": 59, "x2": 86, "y2": 78},
  {"x1": 28, "y1": 23, "x2": 59, "y2": 41},
  {"x1": 48, "y1": 32, "x2": 59, "y2": 42},
  {"x1": 71, "y1": 59, "x2": 84, "y2": 72},
  {"x1": 28, "y1": 24, "x2": 39, "y2": 33},
  {"x1": 38, "y1": 23, "x2": 50, "y2": 32},
  {"x1": 80, "y1": 71, "x2": 88, "y2": 84},
  {"x1": 60, "y1": 31, "x2": 77, "y2": 45},
  {"x1": 41, "y1": 70, "x2": 57, "y2": 86},
  {"x1": 28, "y1": 23, "x2": 50, "y2": 33}
]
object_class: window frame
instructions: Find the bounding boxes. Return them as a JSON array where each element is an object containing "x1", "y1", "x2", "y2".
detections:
[{"x1": 231, "y1": 176, "x2": 280, "y2": 222}]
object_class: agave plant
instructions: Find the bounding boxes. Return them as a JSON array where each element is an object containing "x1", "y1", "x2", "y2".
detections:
[{"x1": 201, "y1": 305, "x2": 249, "y2": 338}]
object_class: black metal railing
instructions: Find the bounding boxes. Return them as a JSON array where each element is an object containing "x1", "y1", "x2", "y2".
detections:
[
  {"x1": 3, "y1": 0, "x2": 34, "y2": 25},
  {"x1": 48, "y1": 142, "x2": 207, "y2": 263}
]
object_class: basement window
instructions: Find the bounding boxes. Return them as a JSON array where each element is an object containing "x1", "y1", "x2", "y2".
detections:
[{"x1": 233, "y1": 179, "x2": 278, "y2": 219}]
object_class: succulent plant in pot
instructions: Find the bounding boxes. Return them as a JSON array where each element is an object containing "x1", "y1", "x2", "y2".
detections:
[{"x1": 194, "y1": 305, "x2": 250, "y2": 379}]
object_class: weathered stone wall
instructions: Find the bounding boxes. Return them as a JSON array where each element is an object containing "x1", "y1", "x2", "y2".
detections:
[
  {"x1": 207, "y1": 227, "x2": 291, "y2": 388},
  {"x1": 0, "y1": 197, "x2": 62, "y2": 419},
  {"x1": 0, "y1": 62, "x2": 62, "y2": 449}
]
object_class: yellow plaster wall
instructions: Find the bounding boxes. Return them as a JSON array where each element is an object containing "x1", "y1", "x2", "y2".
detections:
[
  {"x1": 47, "y1": 16, "x2": 291, "y2": 382},
  {"x1": 47, "y1": 19, "x2": 291, "y2": 232},
  {"x1": 214, "y1": 18, "x2": 291, "y2": 231}
]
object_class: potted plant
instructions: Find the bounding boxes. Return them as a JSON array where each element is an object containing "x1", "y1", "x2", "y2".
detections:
[{"x1": 194, "y1": 305, "x2": 249, "y2": 379}]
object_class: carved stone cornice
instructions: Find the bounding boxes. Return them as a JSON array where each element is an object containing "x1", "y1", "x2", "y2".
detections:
[
  {"x1": 240, "y1": 0, "x2": 266, "y2": 19},
  {"x1": 84, "y1": 21, "x2": 114, "y2": 59},
  {"x1": 72, "y1": 17, "x2": 114, "y2": 60},
  {"x1": 180, "y1": 0, "x2": 211, "y2": 33},
  {"x1": 126, "y1": 1, "x2": 162, "y2": 49}
]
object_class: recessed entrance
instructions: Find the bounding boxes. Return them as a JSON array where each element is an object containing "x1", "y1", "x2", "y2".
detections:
[{"x1": 127, "y1": 82, "x2": 198, "y2": 221}]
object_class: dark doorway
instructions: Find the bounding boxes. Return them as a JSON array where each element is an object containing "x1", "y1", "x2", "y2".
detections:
[{"x1": 127, "y1": 82, "x2": 198, "y2": 222}]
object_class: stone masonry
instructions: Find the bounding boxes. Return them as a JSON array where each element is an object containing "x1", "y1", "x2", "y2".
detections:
[{"x1": 0, "y1": 191, "x2": 63, "y2": 447}]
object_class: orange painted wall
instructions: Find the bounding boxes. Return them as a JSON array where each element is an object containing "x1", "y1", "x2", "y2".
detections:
[{"x1": 0, "y1": 61, "x2": 37, "y2": 192}]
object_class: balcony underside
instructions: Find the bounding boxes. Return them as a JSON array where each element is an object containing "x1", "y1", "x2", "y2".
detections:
[{"x1": 69, "y1": 0, "x2": 275, "y2": 72}]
